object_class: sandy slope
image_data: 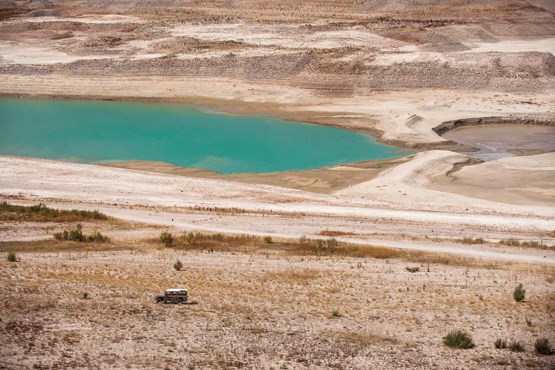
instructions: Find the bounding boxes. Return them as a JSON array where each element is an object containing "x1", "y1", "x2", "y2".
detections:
[{"x1": 1, "y1": 155, "x2": 554, "y2": 265}]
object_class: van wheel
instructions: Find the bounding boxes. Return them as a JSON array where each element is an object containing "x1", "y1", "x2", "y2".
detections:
[
  {"x1": 176, "y1": 298, "x2": 183, "y2": 305},
  {"x1": 155, "y1": 297, "x2": 163, "y2": 303}
]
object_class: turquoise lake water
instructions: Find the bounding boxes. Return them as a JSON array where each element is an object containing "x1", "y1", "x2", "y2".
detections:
[{"x1": 0, "y1": 98, "x2": 408, "y2": 174}]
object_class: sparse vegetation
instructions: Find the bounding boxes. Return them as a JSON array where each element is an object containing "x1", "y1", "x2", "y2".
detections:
[
  {"x1": 0, "y1": 201, "x2": 107, "y2": 222},
  {"x1": 443, "y1": 330, "x2": 475, "y2": 349},
  {"x1": 509, "y1": 341, "x2": 525, "y2": 352},
  {"x1": 495, "y1": 339, "x2": 508, "y2": 349},
  {"x1": 160, "y1": 231, "x2": 174, "y2": 247},
  {"x1": 173, "y1": 259, "x2": 183, "y2": 271},
  {"x1": 263, "y1": 236, "x2": 273, "y2": 244},
  {"x1": 53, "y1": 224, "x2": 110, "y2": 243},
  {"x1": 7, "y1": 252, "x2": 17, "y2": 262},
  {"x1": 534, "y1": 338, "x2": 554, "y2": 355},
  {"x1": 320, "y1": 230, "x2": 352, "y2": 237},
  {"x1": 331, "y1": 310, "x2": 342, "y2": 318},
  {"x1": 499, "y1": 238, "x2": 547, "y2": 249},
  {"x1": 143, "y1": 230, "x2": 510, "y2": 267},
  {"x1": 500, "y1": 238, "x2": 520, "y2": 247},
  {"x1": 82, "y1": 292, "x2": 89, "y2": 300},
  {"x1": 513, "y1": 283, "x2": 525, "y2": 302},
  {"x1": 525, "y1": 317, "x2": 533, "y2": 327},
  {"x1": 458, "y1": 237, "x2": 485, "y2": 245}
]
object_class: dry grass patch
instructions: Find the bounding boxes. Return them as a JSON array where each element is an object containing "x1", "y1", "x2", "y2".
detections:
[
  {"x1": 319, "y1": 229, "x2": 355, "y2": 237},
  {"x1": 0, "y1": 239, "x2": 130, "y2": 253},
  {"x1": 262, "y1": 269, "x2": 320, "y2": 285},
  {"x1": 343, "y1": 332, "x2": 398, "y2": 346},
  {"x1": 151, "y1": 231, "x2": 542, "y2": 270}
]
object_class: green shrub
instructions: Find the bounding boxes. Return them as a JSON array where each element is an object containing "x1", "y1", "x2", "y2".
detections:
[
  {"x1": 160, "y1": 231, "x2": 174, "y2": 247},
  {"x1": 495, "y1": 339, "x2": 508, "y2": 349},
  {"x1": 68, "y1": 223, "x2": 85, "y2": 242},
  {"x1": 88, "y1": 231, "x2": 110, "y2": 243},
  {"x1": 53, "y1": 224, "x2": 109, "y2": 243},
  {"x1": 509, "y1": 341, "x2": 525, "y2": 352},
  {"x1": 443, "y1": 330, "x2": 475, "y2": 349},
  {"x1": 173, "y1": 260, "x2": 183, "y2": 271},
  {"x1": 513, "y1": 283, "x2": 525, "y2": 302},
  {"x1": 534, "y1": 338, "x2": 554, "y2": 355},
  {"x1": 7, "y1": 252, "x2": 17, "y2": 262},
  {"x1": 263, "y1": 236, "x2": 273, "y2": 244},
  {"x1": 330, "y1": 310, "x2": 342, "y2": 318}
]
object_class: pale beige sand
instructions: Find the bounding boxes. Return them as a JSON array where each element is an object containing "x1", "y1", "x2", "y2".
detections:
[
  {"x1": 1, "y1": 155, "x2": 554, "y2": 265},
  {"x1": 431, "y1": 152, "x2": 555, "y2": 206}
]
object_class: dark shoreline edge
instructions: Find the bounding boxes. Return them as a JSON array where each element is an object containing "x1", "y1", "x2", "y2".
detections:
[{"x1": 433, "y1": 116, "x2": 555, "y2": 136}]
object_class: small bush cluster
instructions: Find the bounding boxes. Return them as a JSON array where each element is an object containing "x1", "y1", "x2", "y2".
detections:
[
  {"x1": 499, "y1": 238, "x2": 545, "y2": 249},
  {"x1": 53, "y1": 224, "x2": 110, "y2": 243},
  {"x1": 443, "y1": 330, "x2": 475, "y2": 349},
  {"x1": 496, "y1": 339, "x2": 528, "y2": 353},
  {"x1": 173, "y1": 260, "x2": 183, "y2": 271},
  {"x1": 513, "y1": 283, "x2": 525, "y2": 302},
  {"x1": 263, "y1": 236, "x2": 273, "y2": 244},
  {"x1": 330, "y1": 310, "x2": 342, "y2": 318},
  {"x1": 494, "y1": 338, "x2": 553, "y2": 354},
  {"x1": 160, "y1": 231, "x2": 174, "y2": 247},
  {"x1": 509, "y1": 341, "x2": 525, "y2": 352},
  {"x1": 7, "y1": 252, "x2": 17, "y2": 262},
  {"x1": 495, "y1": 339, "x2": 508, "y2": 349},
  {"x1": 534, "y1": 338, "x2": 554, "y2": 355}
]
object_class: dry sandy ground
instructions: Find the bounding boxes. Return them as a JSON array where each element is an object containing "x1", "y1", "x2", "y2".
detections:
[
  {"x1": 1, "y1": 243, "x2": 554, "y2": 369},
  {"x1": 1, "y1": 155, "x2": 554, "y2": 266}
]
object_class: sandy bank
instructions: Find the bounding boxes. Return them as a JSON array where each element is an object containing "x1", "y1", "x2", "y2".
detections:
[{"x1": 1, "y1": 155, "x2": 553, "y2": 246}]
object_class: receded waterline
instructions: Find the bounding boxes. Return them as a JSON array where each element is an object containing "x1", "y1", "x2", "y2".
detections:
[{"x1": 0, "y1": 98, "x2": 410, "y2": 174}]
